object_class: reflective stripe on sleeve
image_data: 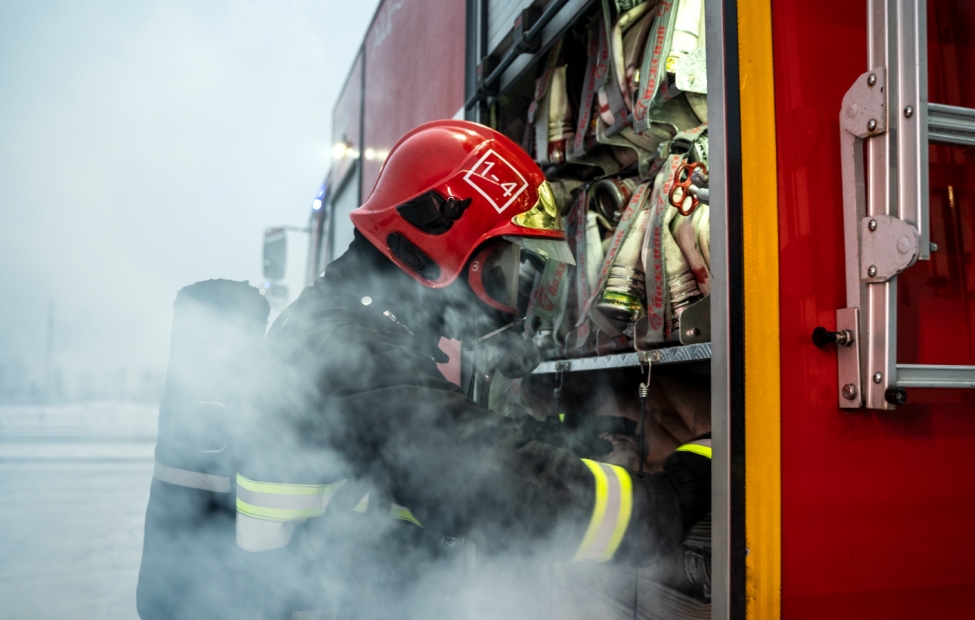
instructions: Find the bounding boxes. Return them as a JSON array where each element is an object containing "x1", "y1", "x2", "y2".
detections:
[
  {"x1": 154, "y1": 461, "x2": 231, "y2": 493},
  {"x1": 353, "y1": 494, "x2": 421, "y2": 526},
  {"x1": 235, "y1": 474, "x2": 347, "y2": 522},
  {"x1": 391, "y1": 504, "x2": 422, "y2": 527},
  {"x1": 573, "y1": 459, "x2": 633, "y2": 563},
  {"x1": 675, "y1": 438, "x2": 712, "y2": 459},
  {"x1": 353, "y1": 493, "x2": 370, "y2": 513}
]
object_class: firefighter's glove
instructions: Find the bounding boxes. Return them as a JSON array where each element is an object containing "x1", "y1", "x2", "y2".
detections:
[
  {"x1": 661, "y1": 437, "x2": 712, "y2": 529},
  {"x1": 617, "y1": 435, "x2": 712, "y2": 565},
  {"x1": 517, "y1": 413, "x2": 619, "y2": 458}
]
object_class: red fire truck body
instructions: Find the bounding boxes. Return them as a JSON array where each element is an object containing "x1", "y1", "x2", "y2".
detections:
[
  {"x1": 303, "y1": 0, "x2": 975, "y2": 617},
  {"x1": 774, "y1": 1, "x2": 975, "y2": 616}
]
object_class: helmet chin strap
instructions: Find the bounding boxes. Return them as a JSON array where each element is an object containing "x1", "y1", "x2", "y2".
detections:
[
  {"x1": 474, "y1": 317, "x2": 541, "y2": 379},
  {"x1": 477, "y1": 318, "x2": 525, "y2": 343}
]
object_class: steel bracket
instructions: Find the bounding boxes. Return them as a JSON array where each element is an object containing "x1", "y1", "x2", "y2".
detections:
[
  {"x1": 841, "y1": 67, "x2": 887, "y2": 139},
  {"x1": 836, "y1": 308, "x2": 862, "y2": 408},
  {"x1": 837, "y1": 67, "x2": 893, "y2": 410},
  {"x1": 860, "y1": 214, "x2": 919, "y2": 282},
  {"x1": 678, "y1": 295, "x2": 711, "y2": 345}
]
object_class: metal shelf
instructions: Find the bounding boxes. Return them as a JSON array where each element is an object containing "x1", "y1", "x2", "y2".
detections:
[{"x1": 532, "y1": 343, "x2": 712, "y2": 374}]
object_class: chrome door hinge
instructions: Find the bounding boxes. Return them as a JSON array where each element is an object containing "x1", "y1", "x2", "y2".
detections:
[{"x1": 860, "y1": 214, "x2": 919, "y2": 282}]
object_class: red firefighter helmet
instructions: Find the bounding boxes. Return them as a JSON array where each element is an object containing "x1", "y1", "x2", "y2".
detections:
[{"x1": 350, "y1": 120, "x2": 573, "y2": 313}]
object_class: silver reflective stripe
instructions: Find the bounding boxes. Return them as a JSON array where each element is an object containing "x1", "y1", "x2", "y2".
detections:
[
  {"x1": 592, "y1": 462, "x2": 622, "y2": 558},
  {"x1": 236, "y1": 512, "x2": 300, "y2": 552},
  {"x1": 573, "y1": 459, "x2": 633, "y2": 563},
  {"x1": 153, "y1": 461, "x2": 231, "y2": 493}
]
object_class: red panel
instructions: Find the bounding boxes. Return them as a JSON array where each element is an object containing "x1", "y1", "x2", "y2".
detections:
[
  {"x1": 333, "y1": 52, "x2": 363, "y2": 188},
  {"x1": 928, "y1": 0, "x2": 975, "y2": 109},
  {"x1": 899, "y1": 143, "x2": 975, "y2": 368},
  {"x1": 772, "y1": 0, "x2": 975, "y2": 617},
  {"x1": 361, "y1": 0, "x2": 466, "y2": 201}
]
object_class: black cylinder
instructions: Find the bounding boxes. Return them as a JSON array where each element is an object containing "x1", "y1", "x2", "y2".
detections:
[{"x1": 137, "y1": 280, "x2": 269, "y2": 620}]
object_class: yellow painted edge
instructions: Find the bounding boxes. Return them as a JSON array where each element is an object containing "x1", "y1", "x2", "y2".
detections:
[{"x1": 738, "y1": 0, "x2": 782, "y2": 618}]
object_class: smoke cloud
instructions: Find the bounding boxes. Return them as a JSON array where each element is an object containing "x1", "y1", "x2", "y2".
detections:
[{"x1": 0, "y1": 0, "x2": 378, "y2": 396}]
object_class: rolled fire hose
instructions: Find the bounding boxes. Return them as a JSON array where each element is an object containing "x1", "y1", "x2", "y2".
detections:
[
  {"x1": 692, "y1": 203, "x2": 710, "y2": 269},
  {"x1": 589, "y1": 176, "x2": 643, "y2": 323},
  {"x1": 598, "y1": 1, "x2": 654, "y2": 127},
  {"x1": 585, "y1": 211, "x2": 606, "y2": 290},
  {"x1": 624, "y1": 11, "x2": 656, "y2": 102},
  {"x1": 671, "y1": 209, "x2": 711, "y2": 296},
  {"x1": 589, "y1": 177, "x2": 638, "y2": 229},
  {"x1": 632, "y1": 0, "x2": 678, "y2": 135},
  {"x1": 597, "y1": 204, "x2": 652, "y2": 323},
  {"x1": 666, "y1": 0, "x2": 704, "y2": 74},
  {"x1": 663, "y1": 203, "x2": 703, "y2": 319},
  {"x1": 546, "y1": 65, "x2": 575, "y2": 164},
  {"x1": 688, "y1": 166, "x2": 710, "y2": 269}
]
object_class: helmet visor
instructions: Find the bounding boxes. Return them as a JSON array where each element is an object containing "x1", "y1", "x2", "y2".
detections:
[
  {"x1": 503, "y1": 236, "x2": 576, "y2": 265},
  {"x1": 469, "y1": 241, "x2": 522, "y2": 314}
]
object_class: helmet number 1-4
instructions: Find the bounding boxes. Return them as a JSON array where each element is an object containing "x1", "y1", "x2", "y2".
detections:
[{"x1": 463, "y1": 149, "x2": 529, "y2": 214}]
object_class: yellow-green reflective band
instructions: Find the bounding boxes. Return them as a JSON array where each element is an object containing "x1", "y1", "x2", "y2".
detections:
[
  {"x1": 236, "y1": 499, "x2": 320, "y2": 521},
  {"x1": 675, "y1": 444, "x2": 713, "y2": 459},
  {"x1": 236, "y1": 474, "x2": 347, "y2": 522},
  {"x1": 391, "y1": 504, "x2": 422, "y2": 527},
  {"x1": 236, "y1": 474, "x2": 333, "y2": 495},
  {"x1": 573, "y1": 459, "x2": 633, "y2": 563},
  {"x1": 353, "y1": 493, "x2": 370, "y2": 513}
]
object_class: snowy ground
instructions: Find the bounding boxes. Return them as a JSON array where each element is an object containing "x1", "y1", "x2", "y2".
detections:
[{"x1": 0, "y1": 402, "x2": 157, "y2": 620}]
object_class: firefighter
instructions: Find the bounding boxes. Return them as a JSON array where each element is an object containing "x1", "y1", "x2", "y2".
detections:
[{"x1": 235, "y1": 120, "x2": 711, "y2": 618}]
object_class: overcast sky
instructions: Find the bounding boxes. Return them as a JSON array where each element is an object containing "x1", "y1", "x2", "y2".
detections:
[{"x1": 0, "y1": 0, "x2": 380, "y2": 388}]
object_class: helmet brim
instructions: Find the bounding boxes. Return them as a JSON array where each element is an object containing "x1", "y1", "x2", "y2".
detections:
[{"x1": 503, "y1": 236, "x2": 576, "y2": 266}]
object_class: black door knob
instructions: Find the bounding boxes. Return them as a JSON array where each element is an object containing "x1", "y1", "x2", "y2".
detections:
[
  {"x1": 812, "y1": 326, "x2": 855, "y2": 348},
  {"x1": 885, "y1": 386, "x2": 908, "y2": 405}
]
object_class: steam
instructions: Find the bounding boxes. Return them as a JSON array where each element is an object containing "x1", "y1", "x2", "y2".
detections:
[
  {"x1": 135, "y1": 242, "x2": 709, "y2": 619},
  {"x1": 0, "y1": 3, "x2": 382, "y2": 619},
  {"x1": 0, "y1": 0, "x2": 378, "y2": 403}
]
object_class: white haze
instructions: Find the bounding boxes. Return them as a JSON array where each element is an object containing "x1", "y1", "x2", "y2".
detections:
[
  {"x1": 0, "y1": 0, "x2": 379, "y2": 395},
  {"x1": 0, "y1": 4, "x2": 708, "y2": 619}
]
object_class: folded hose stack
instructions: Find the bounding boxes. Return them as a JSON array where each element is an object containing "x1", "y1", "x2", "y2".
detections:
[{"x1": 515, "y1": 0, "x2": 710, "y2": 359}]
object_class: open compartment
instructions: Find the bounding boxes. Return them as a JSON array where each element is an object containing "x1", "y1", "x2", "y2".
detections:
[{"x1": 465, "y1": 0, "x2": 717, "y2": 616}]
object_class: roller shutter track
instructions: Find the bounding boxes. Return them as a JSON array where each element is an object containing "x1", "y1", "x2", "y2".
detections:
[{"x1": 487, "y1": 0, "x2": 536, "y2": 56}]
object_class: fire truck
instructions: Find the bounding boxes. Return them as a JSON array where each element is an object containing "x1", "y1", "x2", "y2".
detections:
[{"x1": 268, "y1": 0, "x2": 975, "y2": 616}]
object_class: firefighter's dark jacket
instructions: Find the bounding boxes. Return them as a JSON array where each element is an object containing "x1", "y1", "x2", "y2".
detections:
[{"x1": 238, "y1": 234, "x2": 710, "y2": 572}]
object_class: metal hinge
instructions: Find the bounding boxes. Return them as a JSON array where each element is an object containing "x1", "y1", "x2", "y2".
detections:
[{"x1": 859, "y1": 214, "x2": 918, "y2": 283}]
